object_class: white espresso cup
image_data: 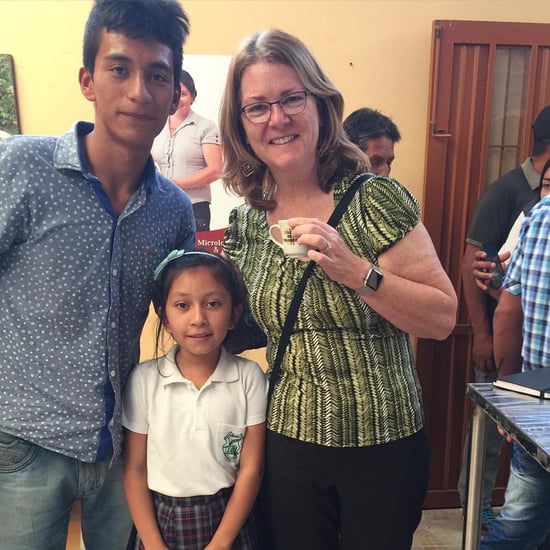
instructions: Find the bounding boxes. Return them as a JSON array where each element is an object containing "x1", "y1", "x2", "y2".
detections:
[{"x1": 269, "y1": 220, "x2": 311, "y2": 258}]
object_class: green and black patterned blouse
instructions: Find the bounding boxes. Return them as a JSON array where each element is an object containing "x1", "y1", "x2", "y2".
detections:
[{"x1": 224, "y1": 174, "x2": 424, "y2": 448}]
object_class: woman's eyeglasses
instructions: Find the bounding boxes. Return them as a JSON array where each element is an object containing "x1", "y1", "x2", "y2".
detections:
[{"x1": 240, "y1": 90, "x2": 310, "y2": 124}]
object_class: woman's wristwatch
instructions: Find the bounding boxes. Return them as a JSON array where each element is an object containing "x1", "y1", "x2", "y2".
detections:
[{"x1": 355, "y1": 264, "x2": 383, "y2": 296}]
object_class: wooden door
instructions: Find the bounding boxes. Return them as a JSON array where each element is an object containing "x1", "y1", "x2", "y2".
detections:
[{"x1": 417, "y1": 20, "x2": 550, "y2": 508}]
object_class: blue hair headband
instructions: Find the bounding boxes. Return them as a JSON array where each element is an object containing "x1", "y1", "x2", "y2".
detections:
[{"x1": 153, "y1": 249, "x2": 221, "y2": 281}]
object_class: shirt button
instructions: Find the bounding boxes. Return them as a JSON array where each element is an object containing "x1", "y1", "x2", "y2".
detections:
[
  {"x1": 110, "y1": 370, "x2": 116, "y2": 378},
  {"x1": 111, "y1": 322, "x2": 116, "y2": 328},
  {"x1": 112, "y1": 268, "x2": 118, "y2": 277}
]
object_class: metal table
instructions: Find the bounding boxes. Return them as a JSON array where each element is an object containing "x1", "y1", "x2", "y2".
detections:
[{"x1": 463, "y1": 383, "x2": 550, "y2": 549}]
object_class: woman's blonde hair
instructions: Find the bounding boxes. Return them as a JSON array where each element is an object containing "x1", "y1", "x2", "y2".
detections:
[{"x1": 220, "y1": 29, "x2": 369, "y2": 210}]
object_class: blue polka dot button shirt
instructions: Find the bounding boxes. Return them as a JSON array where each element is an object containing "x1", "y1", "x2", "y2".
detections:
[{"x1": 0, "y1": 122, "x2": 195, "y2": 462}]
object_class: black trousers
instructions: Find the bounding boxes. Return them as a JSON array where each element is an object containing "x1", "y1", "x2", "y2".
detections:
[{"x1": 262, "y1": 428, "x2": 429, "y2": 550}]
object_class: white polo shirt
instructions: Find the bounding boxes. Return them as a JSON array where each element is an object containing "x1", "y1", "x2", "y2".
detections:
[{"x1": 122, "y1": 346, "x2": 268, "y2": 497}]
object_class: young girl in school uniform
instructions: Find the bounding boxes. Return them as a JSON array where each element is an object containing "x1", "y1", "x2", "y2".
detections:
[{"x1": 122, "y1": 250, "x2": 268, "y2": 550}]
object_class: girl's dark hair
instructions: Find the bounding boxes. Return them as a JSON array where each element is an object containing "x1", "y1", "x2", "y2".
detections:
[{"x1": 151, "y1": 251, "x2": 248, "y2": 358}]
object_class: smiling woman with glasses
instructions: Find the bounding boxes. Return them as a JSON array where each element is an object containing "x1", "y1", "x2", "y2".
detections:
[
  {"x1": 220, "y1": 28, "x2": 457, "y2": 550},
  {"x1": 240, "y1": 90, "x2": 310, "y2": 124}
]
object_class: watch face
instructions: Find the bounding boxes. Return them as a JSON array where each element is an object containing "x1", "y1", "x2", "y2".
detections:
[
  {"x1": 366, "y1": 266, "x2": 383, "y2": 290},
  {"x1": 357, "y1": 266, "x2": 383, "y2": 296}
]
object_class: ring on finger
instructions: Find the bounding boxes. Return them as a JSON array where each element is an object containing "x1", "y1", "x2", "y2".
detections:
[{"x1": 323, "y1": 241, "x2": 331, "y2": 253}]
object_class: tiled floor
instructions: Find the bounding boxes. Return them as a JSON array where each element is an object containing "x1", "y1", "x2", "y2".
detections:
[
  {"x1": 67, "y1": 504, "x2": 466, "y2": 549},
  {"x1": 413, "y1": 507, "x2": 464, "y2": 549}
]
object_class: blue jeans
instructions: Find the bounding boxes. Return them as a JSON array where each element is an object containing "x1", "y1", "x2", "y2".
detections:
[
  {"x1": 0, "y1": 431, "x2": 132, "y2": 550},
  {"x1": 481, "y1": 444, "x2": 550, "y2": 549}
]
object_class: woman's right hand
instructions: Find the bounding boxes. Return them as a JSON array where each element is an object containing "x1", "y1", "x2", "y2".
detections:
[{"x1": 291, "y1": 218, "x2": 457, "y2": 341}]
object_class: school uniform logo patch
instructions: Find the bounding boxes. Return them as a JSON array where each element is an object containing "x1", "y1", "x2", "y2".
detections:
[{"x1": 222, "y1": 431, "x2": 244, "y2": 462}]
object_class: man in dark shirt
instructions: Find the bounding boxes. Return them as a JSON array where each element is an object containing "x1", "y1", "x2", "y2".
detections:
[{"x1": 458, "y1": 104, "x2": 550, "y2": 529}]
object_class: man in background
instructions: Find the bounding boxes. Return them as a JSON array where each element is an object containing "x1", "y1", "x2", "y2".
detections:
[
  {"x1": 0, "y1": 1, "x2": 194, "y2": 548},
  {"x1": 343, "y1": 106, "x2": 401, "y2": 176},
  {"x1": 482, "y1": 179, "x2": 550, "y2": 548},
  {"x1": 458, "y1": 105, "x2": 550, "y2": 530}
]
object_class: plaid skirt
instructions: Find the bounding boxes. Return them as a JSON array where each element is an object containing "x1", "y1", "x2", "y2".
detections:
[{"x1": 133, "y1": 487, "x2": 262, "y2": 550}]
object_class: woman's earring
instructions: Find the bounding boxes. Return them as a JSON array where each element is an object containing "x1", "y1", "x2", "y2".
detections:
[{"x1": 241, "y1": 162, "x2": 255, "y2": 178}]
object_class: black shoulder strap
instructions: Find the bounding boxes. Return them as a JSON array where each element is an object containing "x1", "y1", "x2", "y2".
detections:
[{"x1": 268, "y1": 172, "x2": 374, "y2": 395}]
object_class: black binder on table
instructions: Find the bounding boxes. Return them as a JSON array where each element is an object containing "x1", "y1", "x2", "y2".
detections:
[{"x1": 493, "y1": 368, "x2": 550, "y2": 399}]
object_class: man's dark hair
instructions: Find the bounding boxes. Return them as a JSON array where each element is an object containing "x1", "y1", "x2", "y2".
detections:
[
  {"x1": 532, "y1": 105, "x2": 550, "y2": 157},
  {"x1": 343, "y1": 107, "x2": 401, "y2": 152},
  {"x1": 83, "y1": 0, "x2": 190, "y2": 85},
  {"x1": 533, "y1": 139, "x2": 550, "y2": 157}
]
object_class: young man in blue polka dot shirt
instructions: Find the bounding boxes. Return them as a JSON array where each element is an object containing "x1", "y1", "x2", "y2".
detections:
[{"x1": 0, "y1": 1, "x2": 195, "y2": 548}]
